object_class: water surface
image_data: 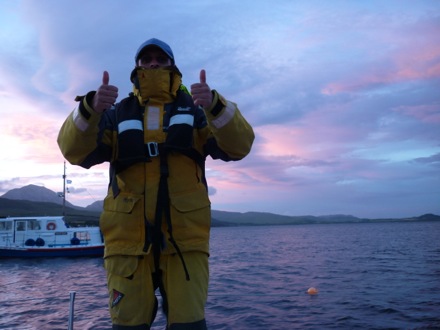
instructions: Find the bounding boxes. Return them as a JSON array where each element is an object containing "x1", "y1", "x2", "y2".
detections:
[{"x1": 1, "y1": 221, "x2": 439, "y2": 329}]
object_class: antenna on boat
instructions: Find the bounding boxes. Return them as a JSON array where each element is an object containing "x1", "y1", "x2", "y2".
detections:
[
  {"x1": 58, "y1": 162, "x2": 70, "y2": 216},
  {"x1": 63, "y1": 161, "x2": 67, "y2": 216}
]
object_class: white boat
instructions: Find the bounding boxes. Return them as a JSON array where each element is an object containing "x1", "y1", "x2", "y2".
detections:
[
  {"x1": 0, "y1": 216, "x2": 104, "y2": 258},
  {"x1": 0, "y1": 163, "x2": 104, "y2": 258}
]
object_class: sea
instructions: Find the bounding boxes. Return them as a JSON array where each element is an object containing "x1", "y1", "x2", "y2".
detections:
[{"x1": 1, "y1": 221, "x2": 439, "y2": 330}]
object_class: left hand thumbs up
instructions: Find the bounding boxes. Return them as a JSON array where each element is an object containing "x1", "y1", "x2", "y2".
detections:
[
  {"x1": 191, "y1": 69, "x2": 213, "y2": 109},
  {"x1": 199, "y1": 69, "x2": 206, "y2": 84}
]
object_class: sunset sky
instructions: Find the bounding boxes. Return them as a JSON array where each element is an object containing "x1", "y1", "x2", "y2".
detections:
[{"x1": 0, "y1": 1, "x2": 439, "y2": 218}]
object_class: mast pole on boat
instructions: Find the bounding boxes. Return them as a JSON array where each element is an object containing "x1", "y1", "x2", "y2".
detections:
[{"x1": 63, "y1": 161, "x2": 66, "y2": 216}]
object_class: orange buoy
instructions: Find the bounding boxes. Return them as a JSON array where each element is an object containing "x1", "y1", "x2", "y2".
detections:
[{"x1": 307, "y1": 287, "x2": 318, "y2": 295}]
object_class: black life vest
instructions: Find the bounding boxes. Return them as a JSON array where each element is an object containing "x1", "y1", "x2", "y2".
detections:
[{"x1": 110, "y1": 89, "x2": 206, "y2": 196}]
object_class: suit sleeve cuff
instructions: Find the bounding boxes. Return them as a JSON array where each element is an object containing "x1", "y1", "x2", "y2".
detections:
[
  {"x1": 72, "y1": 91, "x2": 100, "y2": 132},
  {"x1": 206, "y1": 90, "x2": 226, "y2": 116}
]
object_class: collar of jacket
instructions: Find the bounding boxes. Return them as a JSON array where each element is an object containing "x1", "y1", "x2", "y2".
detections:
[{"x1": 131, "y1": 67, "x2": 182, "y2": 105}]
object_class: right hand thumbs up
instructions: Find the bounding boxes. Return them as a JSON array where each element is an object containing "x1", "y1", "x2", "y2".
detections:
[
  {"x1": 92, "y1": 71, "x2": 119, "y2": 113},
  {"x1": 102, "y1": 70, "x2": 110, "y2": 86}
]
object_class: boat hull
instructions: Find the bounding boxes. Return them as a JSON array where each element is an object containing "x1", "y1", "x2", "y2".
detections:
[{"x1": 0, "y1": 245, "x2": 104, "y2": 258}]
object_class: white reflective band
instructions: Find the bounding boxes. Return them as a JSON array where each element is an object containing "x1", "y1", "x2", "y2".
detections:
[
  {"x1": 169, "y1": 114, "x2": 194, "y2": 127},
  {"x1": 211, "y1": 101, "x2": 235, "y2": 129},
  {"x1": 72, "y1": 107, "x2": 89, "y2": 132},
  {"x1": 146, "y1": 106, "x2": 160, "y2": 130},
  {"x1": 118, "y1": 120, "x2": 143, "y2": 133}
]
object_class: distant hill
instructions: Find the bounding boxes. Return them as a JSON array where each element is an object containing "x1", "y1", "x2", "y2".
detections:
[
  {"x1": 211, "y1": 210, "x2": 440, "y2": 225},
  {"x1": 1, "y1": 184, "x2": 78, "y2": 209},
  {"x1": 85, "y1": 200, "x2": 104, "y2": 212},
  {"x1": 1, "y1": 185, "x2": 439, "y2": 226}
]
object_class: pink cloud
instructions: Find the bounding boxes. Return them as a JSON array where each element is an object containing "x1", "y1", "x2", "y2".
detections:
[
  {"x1": 393, "y1": 104, "x2": 440, "y2": 123},
  {"x1": 256, "y1": 125, "x2": 304, "y2": 157},
  {"x1": 3, "y1": 113, "x2": 62, "y2": 163},
  {"x1": 393, "y1": 45, "x2": 440, "y2": 80},
  {"x1": 322, "y1": 21, "x2": 440, "y2": 95}
]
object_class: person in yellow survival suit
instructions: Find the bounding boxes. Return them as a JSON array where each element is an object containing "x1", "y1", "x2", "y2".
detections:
[{"x1": 57, "y1": 38, "x2": 254, "y2": 330}]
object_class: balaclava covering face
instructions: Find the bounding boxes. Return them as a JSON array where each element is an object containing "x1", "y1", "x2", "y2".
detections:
[
  {"x1": 131, "y1": 38, "x2": 182, "y2": 104},
  {"x1": 131, "y1": 67, "x2": 181, "y2": 104}
]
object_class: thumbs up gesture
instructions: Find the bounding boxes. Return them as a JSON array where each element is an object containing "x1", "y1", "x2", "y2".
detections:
[
  {"x1": 191, "y1": 69, "x2": 213, "y2": 109},
  {"x1": 92, "y1": 71, "x2": 119, "y2": 113}
]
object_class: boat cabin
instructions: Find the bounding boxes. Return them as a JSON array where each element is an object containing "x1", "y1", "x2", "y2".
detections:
[{"x1": 0, "y1": 216, "x2": 103, "y2": 249}]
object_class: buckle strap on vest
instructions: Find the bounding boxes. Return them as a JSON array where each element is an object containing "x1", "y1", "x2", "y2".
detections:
[
  {"x1": 153, "y1": 143, "x2": 190, "y2": 281},
  {"x1": 146, "y1": 142, "x2": 159, "y2": 157}
]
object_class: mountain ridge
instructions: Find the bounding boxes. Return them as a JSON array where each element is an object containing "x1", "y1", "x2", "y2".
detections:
[{"x1": 1, "y1": 185, "x2": 439, "y2": 226}]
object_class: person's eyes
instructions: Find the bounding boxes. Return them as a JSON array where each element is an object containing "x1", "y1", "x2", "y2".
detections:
[
  {"x1": 157, "y1": 56, "x2": 169, "y2": 64},
  {"x1": 140, "y1": 55, "x2": 153, "y2": 64},
  {"x1": 140, "y1": 55, "x2": 169, "y2": 65}
]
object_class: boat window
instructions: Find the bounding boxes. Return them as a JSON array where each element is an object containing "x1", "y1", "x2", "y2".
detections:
[
  {"x1": 28, "y1": 220, "x2": 41, "y2": 230},
  {"x1": 76, "y1": 231, "x2": 91, "y2": 241},
  {"x1": 0, "y1": 221, "x2": 12, "y2": 230},
  {"x1": 16, "y1": 221, "x2": 26, "y2": 231}
]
